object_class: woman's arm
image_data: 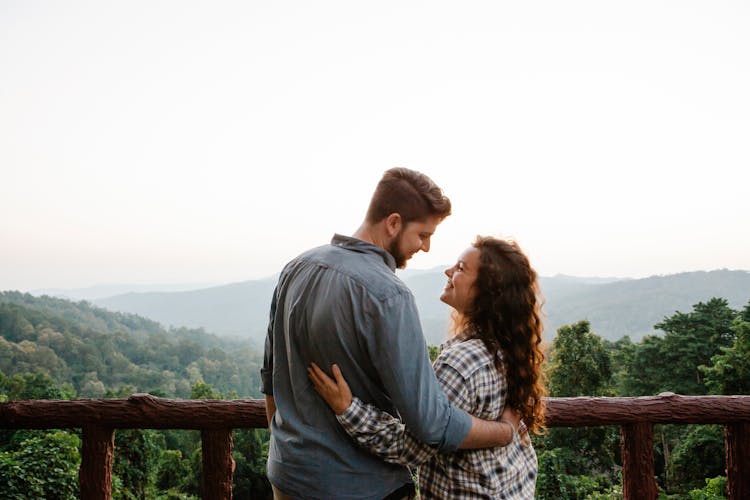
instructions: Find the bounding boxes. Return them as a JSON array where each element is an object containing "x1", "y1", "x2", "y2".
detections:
[{"x1": 308, "y1": 363, "x2": 439, "y2": 466}]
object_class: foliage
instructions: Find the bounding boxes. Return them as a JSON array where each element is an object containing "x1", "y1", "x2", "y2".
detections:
[
  {"x1": 539, "y1": 321, "x2": 619, "y2": 496},
  {"x1": 0, "y1": 430, "x2": 80, "y2": 499},
  {"x1": 190, "y1": 379, "x2": 223, "y2": 399},
  {"x1": 688, "y1": 476, "x2": 727, "y2": 500},
  {"x1": 113, "y1": 429, "x2": 161, "y2": 499},
  {"x1": 547, "y1": 321, "x2": 613, "y2": 397},
  {"x1": 610, "y1": 334, "x2": 666, "y2": 395},
  {"x1": 232, "y1": 429, "x2": 272, "y2": 499},
  {"x1": 670, "y1": 425, "x2": 725, "y2": 491},
  {"x1": 0, "y1": 292, "x2": 263, "y2": 398},
  {"x1": 701, "y1": 316, "x2": 750, "y2": 394},
  {"x1": 155, "y1": 449, "x2": 192, "y2": 493},
  {"x1": 427, "y1": 345, "x2": 440, "y2": 363},
  {"x1": 652, "y1": 298, "x2": 736, "y2": 395},
  {"x1": 1, "y1": 291, "x2": 747, "y2": 499},
  {"x1": 536, "y1": 447, "x2": 612, "y2": 500},
  {"x1": 0, "y1": 370, "x2": 75, "y2": 401}
]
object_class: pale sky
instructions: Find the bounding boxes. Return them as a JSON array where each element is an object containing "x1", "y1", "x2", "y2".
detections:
[{"x1": 2, "y1": 1, "x2": 749, "y2": 291}]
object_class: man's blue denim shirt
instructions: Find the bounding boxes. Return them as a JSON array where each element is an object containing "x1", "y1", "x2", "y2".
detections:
[{"x1": 261, "y1": 234, "x2": 472, "y2": 499}]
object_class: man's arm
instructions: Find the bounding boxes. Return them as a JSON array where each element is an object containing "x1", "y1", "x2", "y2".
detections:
[
  {"x1": 460, "y1": 408, "x2": 520, "y2": 449},
  {"x1": 265, "y1": 395, "x2": 276, "y2": 429},
  {"x1": 308, "y1": 362, "x2": 440, "y2": 466},
  {"x1": 365, "y1": 293, "x2": 473, "y2": 452},
  {"x1": 260, "y1": 285, "x2": 279, "y2": 429},
  {"x1": 432, "y1": 352, "x2": 522, "y2": 449}
]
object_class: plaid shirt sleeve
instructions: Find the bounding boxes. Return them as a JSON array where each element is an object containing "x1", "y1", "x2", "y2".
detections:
[
  {"x1": 337, "y1": 397, "x2": 439, "y2": 467},
  {"x1": 432, "y1": 356, "x2": 473, "y2": 412},
  {"x1": 339, "y1": 339, "x2": 538, "y2": 499}
]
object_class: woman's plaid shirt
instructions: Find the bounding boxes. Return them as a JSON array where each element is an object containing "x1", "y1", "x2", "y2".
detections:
[{"x1": 337, "y1": 337, "x2": 538, "y2": 499}]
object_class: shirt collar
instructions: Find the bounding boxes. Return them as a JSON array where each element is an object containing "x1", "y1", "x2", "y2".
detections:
[{"x1": 331, "y1": 233, "x2": 397, "y2": 272}]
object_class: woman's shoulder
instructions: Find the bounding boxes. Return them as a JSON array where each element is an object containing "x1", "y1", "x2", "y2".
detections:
[{"x1": 436, "y1": 337, "x2": 500, "y2": 378}]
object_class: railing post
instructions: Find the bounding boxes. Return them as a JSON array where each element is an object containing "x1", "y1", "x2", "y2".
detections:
[
  {"x1": 725, "y1": 422, "x2": 750, "y2": 500},
  {"x1": 80, "y1": 425, "x2": 114, "y2": 500},
  {"x1": 621, "y1": 422, "x2": 657, "y2": 500},
  {"x1": 202, "y1": 428, "x2": 234, "y2": 499}
]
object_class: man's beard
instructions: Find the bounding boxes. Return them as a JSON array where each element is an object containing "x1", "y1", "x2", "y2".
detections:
[{"x1": 388, "y1": 230, "x2": 408, "y2": 269}]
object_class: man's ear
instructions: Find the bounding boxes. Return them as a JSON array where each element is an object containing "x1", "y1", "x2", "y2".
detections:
[{"x1": 384, "y1": 213, "x2": 402, "y2": 238}]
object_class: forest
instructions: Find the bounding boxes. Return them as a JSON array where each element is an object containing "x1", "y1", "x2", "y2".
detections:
[{"x1": 1, "y1": 291, "x2": 748, "y2": 499}]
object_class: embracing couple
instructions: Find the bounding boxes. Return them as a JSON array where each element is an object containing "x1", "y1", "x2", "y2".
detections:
[{"x1": 261, "y1": 168, "x2": 546, "y2": 499}]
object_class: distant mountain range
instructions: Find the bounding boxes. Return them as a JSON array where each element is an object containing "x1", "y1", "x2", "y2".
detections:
[{"x1": 33, "y1": 269, "x2": 750, "y2": 346}]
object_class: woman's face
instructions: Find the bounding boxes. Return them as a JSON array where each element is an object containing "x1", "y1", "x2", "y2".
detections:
[{"x1": 440, "y1": 246, "x2": 480, "y2": 314}]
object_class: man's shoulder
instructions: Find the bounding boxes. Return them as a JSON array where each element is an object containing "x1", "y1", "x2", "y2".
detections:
[{"x1": 283, "y1": 243, "x2": 412, "y2": 302}]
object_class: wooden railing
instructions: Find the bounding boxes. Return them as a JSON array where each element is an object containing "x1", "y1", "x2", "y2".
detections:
[{"x1": 1, "y1": 393, "x2": 749, "y2": 499}]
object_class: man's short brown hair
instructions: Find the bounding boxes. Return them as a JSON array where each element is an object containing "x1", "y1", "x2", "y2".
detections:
[{"x1": 365, "y1": 168, "x2": 452, "y2": 224}]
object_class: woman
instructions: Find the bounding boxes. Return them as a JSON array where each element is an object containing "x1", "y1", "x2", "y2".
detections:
[{"x1": 309, "y1": 236, "x2": 546, "y2": 499}]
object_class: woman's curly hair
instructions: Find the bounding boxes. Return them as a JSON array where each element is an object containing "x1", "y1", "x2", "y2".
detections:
[{"x1": 458, "y1": 236, "x2": 547, "y2": 435}]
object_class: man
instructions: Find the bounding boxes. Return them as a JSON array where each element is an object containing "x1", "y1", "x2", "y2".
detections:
[{"x1": 261, "y1": 168, "x2": 517, "y2": 499}]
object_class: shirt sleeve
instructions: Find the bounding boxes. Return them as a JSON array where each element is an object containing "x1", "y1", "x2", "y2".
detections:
[
  {"x1": 260, "y1": 284, "x2": 278, "y2": 395},
  {"x1": 432, "y1": 358, "x2": 474, "y2": 413},
  {"x1": 337, "y1": 397, "x2": 439, "y2": 467},
  {"x1": 363, "y1": 290, "x2": 471, "y2": 453}
]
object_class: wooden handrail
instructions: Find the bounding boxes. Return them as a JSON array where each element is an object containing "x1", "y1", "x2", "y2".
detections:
[
  {"x1": 3, "y1": 392, "x2": 749, "y2": 429},
  {"x1": 1, "y1": 393, "x2": 749, "y2": 500}
]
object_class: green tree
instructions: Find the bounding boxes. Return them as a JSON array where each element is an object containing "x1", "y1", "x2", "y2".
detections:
[
  {"x1": 654, "y1": 298, "x2": 736, "y2": 395},
  {"x1": 536, "y1": 321, "x2": 619, "y2": 499},
  {"x1": 689, "y1": 476, "x2": 727, "y2": 500},
  {"x1": 190, "y1": 379, "x2": 223, "y2": 399},
  {"x1": 613, "y1": 334, "x2": 666, "y2": 395},
  {"x1": 547, "y1": 321, "x2": 612, "y2": 397},
  {"x1": 0, "y1": 370, "x2": 75, "y2": 401},
  {"x1": 0, "y1": 371, "x2": 76, "y2": 451},
  {"x1": 155, "y1": 449, "x2": 191, "y2": 492},
  {"x1": 701, "y1": 317, "x2": 750, "y2": 394},
  {"x1": 232, "y1": 429, "x2": 272, "y2": 499},
  {"x1": 0, "y1": 430, "x2": 80, "y2": 499},
  {"x1": 670, "y1": 425, "x2": 725, "y2": 492},
  {"x1": 113, "y1": 429, "x2": 161, "y2": 499}
]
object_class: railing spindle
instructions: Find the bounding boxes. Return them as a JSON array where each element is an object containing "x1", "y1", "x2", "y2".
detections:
[
  {"x1": 725, "y1": 422, "x2": 750, "y2": 500},
  {"x1": 80, "y1": 425, "x2": 114, "y2": 500},
  {"x1": 201, "y1": 428, "x2": 234, "y2": 499},
  {"x1": 621, "y1": 422, "x2": 657, "y2": 500}
]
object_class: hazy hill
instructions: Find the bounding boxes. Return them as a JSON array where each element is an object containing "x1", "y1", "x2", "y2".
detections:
[
  {"x1": 413, "y1": 269, "x2": 750, "y2": 344},
  {"x1": 95, "y1": 279, "x2": 278, "y2": 345},
  {"x1": 80, "y1": 269, "x2": 750, "y2": 346},
  {"x1": 541, "y1": 269, "x2": 750, "y2": 341},
  {"x1": 32, "y1": 283, "x2": 217, "y2": 301},
  {"x1": 0, "y1": 291, "x2": 264, "y2": 398}
]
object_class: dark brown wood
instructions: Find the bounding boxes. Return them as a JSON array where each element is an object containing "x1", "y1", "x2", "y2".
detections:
[
  {"x1": 0, "y1": 393, "x2": 267, "y2": 429},
  {"x1": 3, "y1": 393, "x2": 748, "y2": 430},
  {"x1": 80, "y1": 425, "x2": 114, "y2": 500},
  {"x1": 1, "y1": 393, "x2": 749, "y2": 499},
  {"x1": 725, "y1": 422, "x2": 750, "y2": 500},
  {"x1": 621, "y1": 422, "x2": 657, "y2": 500},
  {"x1": 202, "y1": 429, "x2": 234, "y2": 500},
  {"x1": 544, "y1": 393, "x2": 750, "y2": 427}
]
